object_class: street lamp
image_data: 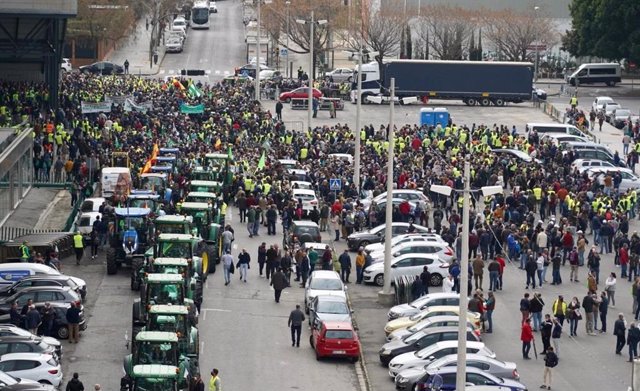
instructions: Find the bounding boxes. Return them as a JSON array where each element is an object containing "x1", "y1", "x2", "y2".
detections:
[
  {"x1": 247, "y1": 0, "x2": 272, "y2": 102},
  {"x1": 285, "y1": 1, "x2": 291, "y2": 78},
  {"x1": 431, "y1": 174, "x2": 502, "y2": 391},
  {"x1": 296, "y1": 11, "x2": 328, "y2": 131},
  {"x1": 534, "y1": 5, "x2": 540, "y2": 82}
]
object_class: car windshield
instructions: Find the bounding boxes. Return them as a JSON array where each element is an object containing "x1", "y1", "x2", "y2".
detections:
[
  {"x1": 137, "y1": 341, "x2": 177, "y2": 366},
  {"x1": 295, "y1": 226, "x2": 319, "y2": 235},
  {"x1": 141, "y1": 177, "x2": 164, "y2": 190},
  {"x1": 403, "y1": 331, "x2": 424, "y2": 343},
  {"x1": 158, "y1": 242, "x2": 191, "y2": 258},
  {"x1": 317, "y1": 301, "x2": 348, "y2": 314},
  {"x1": 310, "y1": 278, "x2": 342, "y2": 290},
  {"x1": 409, "y1": 312, "x2": 426, "y2": 321},
  {"x1": 417, "y1": 347, "x2": 438, "y2": 358},
  {"x1": 148, "y1": 314, "x2": 187, "y2": 335},
  {"x1": 325, "y1": 330, "x2": 353, "y2": 339},
  {"x1": 148, "y1": 284, "x2": 180, "y2": 304},
  {"x1": 617, "y1": 110, "x2": 631, "y2": 116},
  {"x1": 293, "y1": 193, "x2": 315, "y2": 201},
  {"x1": 134, "y1": 377, "x2": 175, "y2": 391}
]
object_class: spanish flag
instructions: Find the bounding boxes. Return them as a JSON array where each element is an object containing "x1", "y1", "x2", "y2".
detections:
[{"x1": 172, "y1": 79, "x2": 185, "y2": 91}]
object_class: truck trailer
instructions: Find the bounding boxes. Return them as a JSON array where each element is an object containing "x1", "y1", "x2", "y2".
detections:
[{"x1": 351, "y1": 60, "x2": 534, "y2": 106}]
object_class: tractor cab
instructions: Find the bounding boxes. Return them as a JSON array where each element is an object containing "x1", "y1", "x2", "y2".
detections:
[
  {"x1": 204, "y1": 152, "x2": 233, "y2": 185},
  {"x1": 127, "y1": 193, "x2": 161, "y2": 212},
  {"x1": 180, "y1": 202, "x2": 215, "y2": 237},
  {"x1": 124, "y1": 364, "x2": 180, "y2": 391},
  {"x1": 144, "y1": 274, "x2": 187, "y2": 306},
  {"x1": 190, "y1": 166, "x2": 215, "y2": 181},
  {"x1": 154, "y1": 215, "x2": 192, "y2": 235},
  {"x1": 113, "y1": 151, "x2": 130, "y2": 168},
  {"x1": 140, "y1": 173, "x2": 172, "y2": 203},
  {"x1": 146, "y1": 305, "x2": 199, "y2": 359},
  {"x1": 189, "y1": 180, "x2": 222, "y2": 193},
  {"x1": 128, "y1": 331, "x2": 179, "y2": 368},
  {"x1": 155, "y1": 156, "x2": 177, "y2": 171},
  {"x1": 149, "y1": 257, "x2": 202, "y2": 304},
  {"x1": 107, "y1": 208, "x2": 152, "y2": 275},
  {"x1": 185, "y1": 191, "x2": 218, "y2": 204}
]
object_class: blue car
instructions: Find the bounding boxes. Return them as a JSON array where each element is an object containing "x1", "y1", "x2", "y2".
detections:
[{"x1": 415, "y1": 366, "x2": 527, "y2": 391}]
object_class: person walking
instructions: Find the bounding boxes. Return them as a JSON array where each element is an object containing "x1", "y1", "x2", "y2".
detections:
[
  {"x1": 530, "y1": 293, "x2": 545, "y2": 332},
  {"x1": 41, "y1": 302, "x2": 55, "y2": 337},
  {"x1": 338, "y1": 250, "x2": 352, "y2": 283},
  {"x1": 73, "y1": 231, "x2": 84, "y2": 265},
  {"x1": 89, "y1": 229, "x2": 99, "y2": 260},
  {"x1": 236, "y1": 249, "x2": 250, "y2": 283},
  {"x1": 520, "y1": 293, "x2": 531, "y2": 324},
  {"x1": 567, "y1": 296, "x2": 581, "y2": 337},
  {"x1": 288, "y1": 304, "x2": 305, "y2": 347},
  {"x1": 614, "y1": 313, "x2": 627, "y2": 355},
  {"x1": 192, "y1": 374, "x2": 205, "y2": 391},
  {"x1": 472, "y1": 256, "x2": 484, "y2": 290},
  {"x1": 221, "y1": 227, "x2": 234, "y2": 254},
  {"x1": 66, "y1": 301, "x2": 81, "y2": 343},
  {"x1": 298, "y1": 249, "x2": 310, "y2": 287},
  {"x1": 66, "y1": 372, "x2": 84, "y2": 391},
  {"x1": 420, "y1": 266, "x2": 431, "y2": 296},
  {"x1": 258, "y1": 242, "x2": 267, "y2": 276},
  {"x1": 488, "y1": 258, "x2": 500, "y2": 291},
  {"x1": 442, "y1": 274, "x2": 455, "y2": 293},
  {"x1": 628, "y1": 323, "x2": 640, "y2": 362},
  {"x1": 270, "y1": 267, "x2": 287, "y2": 303},
  {"x1": 599, "y1": 291, "x2": 609, "y2": 333},
  {"x1": 541, "y1": 314, "x2": 553, "y2": 353},
  {"x1": 552, "y1": 295, "x2": 567, "y2": 326},
  {"x1": 247, "y1": 205, "x2": 256, "y2": 237},
  {"x1": 605, "y1": 272, "x2": 617, "y2": 307},
  {"x1": 25, "y1": 305, "x2": 41, "y2": 335},
  {"x1": 275, "y1": 100, "x2": 283, "y2": 121},
  {"x1": 521, "y1": 318, "x2": 534, "y2": 359},
  {"x1": 587, "y1": 271, "x2": 597, "y2": 294},
  {"x1": 355, "y1": 249, "x2": 365, "y2": 284},
  {"x1": 485, "y1": 291, "x2": 495, "y2": 333},
  {"x1": 525, "y1": 256, "x2": 537, "y2": 289},
  {"x1": 18, "y1": 241, "x2": 31, "y2": 262},
  {"x1": 582, "y1": 291, "x2": 595, "y2": 335},
  {"x1": 208, "y1": 369, "x2": 221, "y2": 391},
  {"x1": 541, "y1": 346, "x2": 558, "y2": 390},
  {"x1": 551, "y1": 317, "x2": 562, "y2": 358},
  {"x1": 221, "y1": 250, "x2": 234, "y2": 286},
  {"x1": 266, "y1": 245, "x2": 278, "y2": 279}
]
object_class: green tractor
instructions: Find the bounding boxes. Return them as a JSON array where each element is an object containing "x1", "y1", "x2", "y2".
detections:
[
  {"x1": 124, "y1": 331, "x2": 197, "y2": 390},
  {"x1": 179, "y1": 203, "x2": 223, "y2": 273},
  {"x1": 189, "y1": 180, "x2": 222, "y2": 193},
  {"x1": 106, "y1": 207, "x2": 153, "y2": 275},
  {"x1": 149, "y1": 257, "x2": 203, "y2": 309},
  {"x1": 121, "y1": 364, "x2": 182, "y2": 391},
  {"x1": 142, "y1": 305, "x2": 199, "y2": 360},
  {"x1": 190, "y1": 166, "x2": 216, "y2": 181},
  {"x1": 132, "y1": 273, "x2": 196, "y2": 332},
  {"x1": 185, "y1": 191, "x2": 218, "y2": 204}
]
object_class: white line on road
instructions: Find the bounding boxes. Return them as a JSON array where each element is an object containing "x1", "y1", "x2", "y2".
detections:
[
  {"x1": 200, "y1": 341, "x2": 205, "y2": 354},
  {"x1": 201, "y1": 308, "x2": 232, "y2": 312},
  {"x1": 159, "y1": 70, "x2": 165, "y2": 74}
]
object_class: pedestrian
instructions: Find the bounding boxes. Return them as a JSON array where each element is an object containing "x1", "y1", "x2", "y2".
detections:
[
  {"x1": 258, "y1": 242, "x2": 267, "y2": 276},
  {"x1": 599, "y1": 291, "x2": 609, "y2": 333},
  {"x1": 90, "y1": 229, "x2": 99, "y2": 259},
  {"x1": 614, "y1": 313, "x2": 627, "y2": 355},
  {"x1": 582, "y1": 291, "x2": 595, "y2": 335},
  {"x1": 270, "y1": 267, "x2": 287, "y2": 303},
  {"x1": 338, "y1": 250, "x2": 351, "y2": 283},
  {"x1": 605, "y1": 272, "x2": 617, "y2": 307},
  {"x1": 485, "y1": 291, "x2": 495, "y2": 333},
  {"x1": 312, "y1": 97, "x2": 319, "y2": 118},
  {"x1": 209, "y1": 368, "x2": 221, "y2": 391},
  {"x1": 124, "y1": 59, "x2": 129, "y2": 74},
  {"x1": 525, "y1": 255, "x2": 537, "y2": 289},
  {"x1": 488, "y1": 257, "x2": 500, "y2": 291},
  {"x1": 9, "y1": 302, "x2": 21, "y2": 327},
  {"x1": 275, "y1": 100, "x2": 283, "y2": 121},
  {"x1": 73, "y1": 231, "x2": 84, "y2": 265},
  {"x1": 520, "y1": 293, "x2": 531, "y2": 324},
  {"x1": 569, "y1": 247, "x2": 579, "y2": 282},
  {"x1": 629, "y1": 323, "x2": 640, "y2": 362},
  {"x1": 18, "y1": 240, "x2": 31, "y2": 262},
  {"x1": 288, "y1": 304, "x2": 305, "y2": 347},
  {"x1": 530, "y1": 293, "x2": 545, "y2": 332},
  {"x1": 588, "y1": 249, "x2": 601, "y2": 284},
  {"x1": 94, "y1": 385, "x2": 102, "y2": 391},
  {"x1": 551, "y1": 253, "x2": 562, "y2": 285},
  {"x1": 551, "y1": 317, "x2": 562, "y2": 357},
  {"x1": 411, "y1": 276, "x2": 424, "y2": 300},
  {"x1": 541, "y1": 314, "x2": 553, "y2": 353},
  {"x1": 298, "y1": 249, "x2": 310, "y2": 287},
  {"x1": 541, "y1": 346, "x2": 558, "y2": 390},
  {"x1": 329, "y1": 99, "x2": 337, "y2": 118},
  {"x1": 551, "y1": 295, "x2": 567, "y2": 326},
  {"x1": 587, "y1": 271, "x2": 597, "y2": 293},
  {"x1": 66, "y1": 301, "x2": 81, "y2": 343},
  {"x1": 567, "y1": 296, "x2": 581, "y2": 336},
  {"x1": 221, "y1": 250, "x2": 234, "y2": 286},
  {"x1": 442, "y1": 274, "x2": 454, "y2": 293},
  {"x1": 472, "y1": 255, "x2": 484, "y2": 290},
  {"x1": 247, "y1": 206, "x2": 256, "y2": 237},
  {"x1": 331, "y1": 212, "x2": 340, "y2": 241},
  {"x1": 236, "y1": 249, "x2": 250, "y2": 283},
  {"x1": 192, "y1": 374, "x2": 205, "y2": 391},
  {"x1": 25, "y1": 305, "x2": 41, "y2": 335},
  {"x1": 221, "y1": 227, "x2": 234, "y2": 254},
  {"x1": 266, "y1": 204, "x2": 278, "y2": 235},
  {"x1": 355, "y1": 248, "x2": 365, "y2": 284},
  {"x1": 420, "y1": 266, "x2": 431, "y2": 295},
  {"x1": 521, "y1": 318, "x2": 534, "y2": 359},
  {"x1": 66, "y1": 372, "x2": 84, "y2": 391}
]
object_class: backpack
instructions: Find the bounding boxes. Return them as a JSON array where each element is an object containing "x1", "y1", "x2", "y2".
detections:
[{"x1": 547, "y1": 352, "x2": 558, "y2": 367}]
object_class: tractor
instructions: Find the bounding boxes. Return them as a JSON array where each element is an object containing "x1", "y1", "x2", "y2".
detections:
[
  {"x1": 140, "y1": 173, "x2": 172, "y2": 203},
  {"x1": 179, "y1": 202, "x2": 223, "y2": 273},
  {"x1": 190, "y1": 166, "x2": 216, "y2": 181},
  {"x1": 185, "y1": 191, "x2": 218, "y2": 204},
  {"x1": 127, "y1": 192, "x2": 161, "y2": 212},
  {"x1": 132, "y1": 273, "x2": 196, "y2": 330},
  {"x1": 189, "y1": 180, "x2": 222, "y2": 193},
  {"x1": 139, "y1": 305, "x2": 199, "y2": 362},
  {"x1": 106, "y1": 208, "x2": 153, "y2": 275},
  {"x1": 123, "y1": 331, "x2": 197, "y2": 390},
  {"x1": 148, "y1": 258, "x2": 203, "y2": 305},
  {"x1": 145, "y1": 233, "x2": 210, "y2": 280},
  {"x1": 121, "y1": 364, "x2": 181, "y2": 391},
  {"x1": 154, "y1": 215, "x2": 192, "y2": 235}
]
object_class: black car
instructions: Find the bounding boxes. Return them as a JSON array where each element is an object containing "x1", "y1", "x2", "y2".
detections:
[
  {"x1": 0, "y1": 287, "x2": 82, "y2": 316},
  {"x1": 79, "y1": 61, "x2": 124, "y2": 75},
  {"x1": 346, "y1": 222, "x2": 430, "y2": 251},
  {"x1": 0, "y1": 302, "x2": 86, "y2": 340},
  {"x1": 283, "y1": 221, "x2": 321, "y2": 248},
  {"x1": 0, "y1": 275, "x2": 86, "y2": 301}
]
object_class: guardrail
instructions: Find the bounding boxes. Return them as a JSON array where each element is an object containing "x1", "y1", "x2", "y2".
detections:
[
  {"x1": 540, "y1": 101, "x2": 600, "y2": 143},
  {"x1": 283, "y1": 121, "x2": 304, "y2": 133},
  {"x1": 0, "y1": 227, "x2": 57, "y2": 242}
]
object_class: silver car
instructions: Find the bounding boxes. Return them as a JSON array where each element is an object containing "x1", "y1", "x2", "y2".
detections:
[
  {"x1": 386, "y1": 315, "x2": 476, "y2": 342},
  {"x1": 325, "y1": 67, "x2": 354, "y2": 83},
  {"x1": 166, "y1": 38, "x2": 183, "y2": 53},
  {"x1": 308, "y1": 295, "x2": 352, "y2": 327}
]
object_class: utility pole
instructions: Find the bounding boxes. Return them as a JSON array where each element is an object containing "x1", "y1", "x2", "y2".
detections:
[
  {"x1": 285, "y1": 1, "x2": 290, "y2": 78},
  {"x1": 255, "y1": 0, "x2": 262, "y2": 101},
  {"x1": 308, "y1": 10, "x2": 315, "y2": 131},
  {"x1": 455, "y1": 156, "x2": 471, "y2": 391}
]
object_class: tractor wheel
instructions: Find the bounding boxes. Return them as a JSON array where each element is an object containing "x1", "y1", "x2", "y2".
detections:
[
  {"x1": 206, "y1": 244, "x2": 217, "y2": 273},
  {"x1": 106, "y1": 247, "x2": 118, "y2": 275},
  {"x1": 130, "y1": 258, "x2": 144, "y2": 290}
]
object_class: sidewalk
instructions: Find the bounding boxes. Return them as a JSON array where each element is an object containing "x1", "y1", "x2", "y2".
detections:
[
  {"x1": 107, "y1": 17, "x2": 165, "y2": 76},
  {"x1": 2, "y1": 188, "x2": 70, "y2": 230}
]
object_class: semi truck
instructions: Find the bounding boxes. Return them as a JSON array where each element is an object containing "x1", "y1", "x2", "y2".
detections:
[{"x1": 350, "y1": 60, "x2": 534, "y2": 106}]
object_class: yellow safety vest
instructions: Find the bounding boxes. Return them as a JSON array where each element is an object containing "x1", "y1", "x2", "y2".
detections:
[
  {"x1": 73, "y1": 234, "x2": 84, "y2": 248},
  {"x1": 300, "y1": 148, "x2": 308, "y2": 159},
  {"x1": 532, "y1": 188, "x2": 542, "y2": 200}
]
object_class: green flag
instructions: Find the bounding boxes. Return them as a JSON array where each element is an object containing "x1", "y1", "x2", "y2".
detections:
[
  {"x1": 188, "y1": 83, "x2": 202, "y2": 98},
  {"x1": 256, "y1": 151, "x2": 266, "y2": 172},
  {"x1": 227, "y1": 145, "x2": 233, "y2": 160}
]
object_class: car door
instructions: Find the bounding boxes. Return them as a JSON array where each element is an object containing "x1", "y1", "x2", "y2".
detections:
[
  {"x1": 620, "y1": 171, "x2": 639, "y2": 191},
  {"x1": 10, "y1": 342, "x2": 35, "y2": 354},
  {"x1": 0, "y1": 360, "x2": 15, "y2": 372},
  {"x1": 35, "y1": 290, "x2": 58, "y2": 303},
  {"x1": 10, "y1": 359, "x2": 40, "y2": 377},
  {"x1": 391, "y1": 258, "x2": 414, "y2": 279},
  {"x1": 438, "y1": 331, "x2": 458, "y2": 343},
  {"x1": 467, "y1": 361, "x2": 491, "y2": 372},
  {"x1": 413, "y1": 257, "x2": 435, "y2": 277},
  {"x1": 466, "y1": 372, "x2": 495, "y2": 386},
  {"x1": 14, "y1": 292, "x2": 37, "y2": 306},
  {"x1": 414, "y1": 333, "x2": 439, "y2": 350}
]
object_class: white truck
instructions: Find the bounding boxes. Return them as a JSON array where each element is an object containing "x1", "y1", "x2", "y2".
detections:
[{"x1": 101, "y1": 167, "x2": 132, "y2": 199}]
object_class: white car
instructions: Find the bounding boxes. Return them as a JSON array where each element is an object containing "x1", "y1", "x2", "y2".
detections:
[
  {"x1": 571, "y1": 158, "x2": 616, "y2": 173},
  {"x1": 0, "y1": 353, "x2": 62, "y2": 387},
  {"x1": 364, "y1": 233, "x2": 445, "y2": 253},
  {"x1": 387, "y1": 293, "x2": 460, "y2": 320},
  {"x1": 291, "y1": 188, "x2": 319, "y2": 213},
  {"x1": 291, "y1": 181, "x2": 313, "y2": 190},
  {"x1": 325, "y1": 67, "x2": 354, "y2": 83},
  {"x1": 0, "y1": 369, "x2": 52, "y2": 388},
  {"x1": 370, "y1": 241, "x2": 454, "y2": 265},
  {"x1": 388, "y1": 340, "x2": 494, "y2": 379},
  {"x1": 361, "y1": 190, "x2": 429, "y2": 210},
  {"x1": 75, "y1": 211, "x2": 101, "y2": 237},
  {"x1": 0, "y1": 325, "x2": 62, "y2": 356},
  {"x1": 61, "y1": 58, "x2": 72, "y2": 72},
  {"x1": 278, "y1": 159, "x2": 298, "y2": 170},
  {"x1": 165, "y1": 38, "x2": 184, "y2": 53},
  {"x1": 587, "y1": 167, "x2": 640, "y2": 192},
  {"x1": 304, "y1": 270, "x2": 346, "y2": 313},
  {"x1": 603, "y1": 102, "x2": 622, "y2": 121},
  {"x1": 541, "y1": 133, "x2": 590, "y2": 146},
  {"x1": 209, "y1": 1, "x2": 218, "y2": 13},
  {"x1": 386, "y1": 315, "x2": 477, "y2": 342},
  {"x1": 363, "y1": 253, "x2": 449, "y2": 287},
  {"x1": 592, "y1": 96, "x2": 614, "y2": 112}
]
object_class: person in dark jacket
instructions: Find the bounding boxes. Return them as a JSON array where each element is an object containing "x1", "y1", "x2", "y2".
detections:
[
  {"x1": 525, "y1": 257, "x2": 538, "y2": 289},
  {"x1": 338, "y1": 250, "x2": 352, "y2": 283},
  {"x1": 9, "y1": 302, "x2": 22, "y2": 327},
  {"x1": 614, "y1": 313, "x2": 627, "y2": 355},
  {"x1": 298, "y1": 250, "x2": 310, "y2": 288},
  {"x1": 192, "y1": 373, "x2": 205, "y2": 391},
  {"x1": 66, "y1": 372, "x2": 84, "y2": 391},
  {"x1": 420, "y1": 266, "x2": 431, "y2": 295},
  {"x1": 599, "y1": 291, "x2": 609, "y2": 333},
  {"x1": 628, "y1": 323, "x2": 640, "y2": 362},
  {"x1": 25, "y1": 305, "x2": 41, "y2": 335},
  {"x1": 41, "y1": 302, "x2": 56, "y2": 337},
  {"x1": 288, "y1": 304, "x2": 305, "y2": 347},
  {"x1": 540, "y1": 314, "x2": 553, "y2": 353},
  {"x1": 66, "y1": 301, "x2": 81, "y2": 343},
  {"x1": 270, "y1": 268, "x2": 288, "y2": 303}
]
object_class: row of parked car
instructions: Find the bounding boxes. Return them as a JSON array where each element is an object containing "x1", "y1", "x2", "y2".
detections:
[
  {"x1": 0, "y1": 263, "x2": 88, "y2": 389},
  {"x1": 593, "y1": 96, "x2": 639, "y2": 129},
  {"x1": 379, "y1": 292, "x2": 527, "y2": 391}
]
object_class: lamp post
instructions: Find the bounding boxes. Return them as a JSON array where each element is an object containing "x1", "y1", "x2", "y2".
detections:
[
  {"x1": 296, "y1": 12, "x2": 328, "y2": 131},
  {"x1": 534, "y1": 5, "x2": 540, "y2": 82},
  {"x1": 354, "y1": 2, "x2": 363, "y2": 190},
  {"x1": 285, "y1": 1, "x2": 291, "y2": 78},
  {"x1": 380, "y1": 77, "x2": 396, "y2": 303},
  {"x1": 252, "y1": 0, "x2": 272, "y2": 101},
  {"x1": 431, "y1": 171, "x2": 503, "y2": 391}
]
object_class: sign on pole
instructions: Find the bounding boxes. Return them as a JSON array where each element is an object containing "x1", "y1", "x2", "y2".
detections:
[
  {"x1": 280, "y1": 48, "x2": 288, "y2": 56},
  {"x1": 329, "y1": 178, "x2": 342, "y2": 191}
]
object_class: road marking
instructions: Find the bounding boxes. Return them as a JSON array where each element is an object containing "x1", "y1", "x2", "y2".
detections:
[
  {"x1": 200, "y1": 341, "x2": 205, "y2": 354},
  {"x1": 159, "y1": 69, "x2": 165, "y2": 74},
  {"x1": 205, "y1": 70, "x2": 212, "y2": 74},
  {"x1": 214, "y1": 70, "x2": 221, "y2": 75}
]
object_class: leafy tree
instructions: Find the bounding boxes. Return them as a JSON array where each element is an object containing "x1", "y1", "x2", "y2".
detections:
[{"x1": 562, "y1": 0, "x2": 640, "y2": 62}]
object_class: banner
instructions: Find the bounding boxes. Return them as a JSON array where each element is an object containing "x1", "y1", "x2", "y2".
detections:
[
  {"x1": 104, "y1": 95, "x2": 131, "y2": 106},
  {"x1": 124, "y1": 98, "x2": 153, "y2": 113},
  {"x1": 180, "y1": 103, "x2": 204, "y2": 114},
  {"x1": 81, "y1": 101, "x2": 112, "y2": 114}
]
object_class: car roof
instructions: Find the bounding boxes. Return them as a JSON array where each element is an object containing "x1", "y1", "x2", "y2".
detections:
[
  {"x1": 135, "y1": 331, "x2": 179, "y2": 343},
  {"x1": 310, "y1": 270, "x2": 341, "y2": 279},
  {"x1": 292, "y1": 188, "x2": 316, "y2": 195},
  {"x1": 418, "y1": 325, "x2": 474, "y2": 334},
  {"x1": 426, "y1": 365, "x2": 487, "y2": 376},
  {"x1": 16, "y1": 275, "x2": 71, "y2": 281},
  {"x1": 322, "y1": 321, "x2": 354, "y2": 330},
  {"x1": 427, "y1": 340, "x2": 486, "y2": 350},
  {"x1": 0, "y1": 352, "x2": 51, "y2": 361},
  {"x1": 393, "y1": 253, "x2": 443, "y2": 262},
  {"x1": 181, "y1": 201, "x2": 211, "y2": 209},
  {"x1": 302, "y1": 242, "x2": 328, "y2": 250},
  {"x1": 293, "y1": 221, "x2": 319, "y2": 227},
  {"x1": 313, "y1": 294, "x2": 348, "y2": 303},
  {"x1": 12, "y1": 286, "x2": 70, "y2": 293}
]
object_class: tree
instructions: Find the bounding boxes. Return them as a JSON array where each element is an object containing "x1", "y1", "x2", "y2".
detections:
[
  {"x1": 562, "y1": 0, "x2": 640, "y2": 63},
  {"x1": 481, "y1": 8, "x2": 557, "y2": 62},
  {"x1": 419, "y1": 5, "x2": 477, "y2": 60},
  {"x1": 469, "y1": 29, "x2": 483, "y2": 61}
]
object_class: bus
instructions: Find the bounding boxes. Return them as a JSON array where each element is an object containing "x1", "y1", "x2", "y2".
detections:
[{"x1": 191, "y1": 1, "x2": 210, "y2": 29}]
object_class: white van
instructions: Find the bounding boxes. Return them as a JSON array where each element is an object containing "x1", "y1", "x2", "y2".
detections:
[
  {"x1": 101, "y1": 167, "x2": 132, "y2": 198},
  {"x1": 566, "y1": 63, "x2": 621, "y2": 86},
  {"x1": 0, "y1": 263, "x2": 87, "y2": 290},
  {"x1": 526, "y1": 122, "x2": 592, "y2": 140}
]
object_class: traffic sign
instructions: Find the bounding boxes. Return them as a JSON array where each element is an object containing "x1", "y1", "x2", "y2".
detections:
[
  {"x1": 280, "y1": 48, "x2": 288, "y2": 56},
  {"x1": 330, "y1": 178, "x2": 342, "y2": 191}
]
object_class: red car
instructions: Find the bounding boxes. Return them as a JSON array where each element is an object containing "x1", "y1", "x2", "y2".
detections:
[
  {"x1": 279, "y1": 87, "x2": 322, "y2": 102},
  {"x1": 310, "y1": 321, "x2": 360, "y2": 362}
]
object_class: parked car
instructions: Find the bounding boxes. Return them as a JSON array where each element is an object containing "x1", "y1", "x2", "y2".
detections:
[
  {"x1": 387, "y1": 315, "x2": 478, "y2": 342},
  {"x1": 363, "y1": 253, "x2": 449, "y2": 287},
  {"x1": 347, "y1": 222, "x2": 430, "y2": 251},
  {"x1": 540, "y1": 133, "x2": 590, "y2": 146},
  {"x1": 0, "y1": 287, "x2": 82, "y2": 316},
  {"x1": 0, "y1": 275, "x2": 86, "y2": 301},
  {"x1": 425, "y1": 354, "x2": 519, "y2": 380},
  {"x1": 278, "y1": 87, "x2": 322, "y2": 103},
  {"x1": 304, "y1": 270, "x2": 346, "y2": 314},
  {"x1": 532, "y1": 86, "x2": 547, "y2": 100},
  {"x1": 364, "y1": 233, "x2": 446, "y2": 253},
  {"x1": 325, "y1": 68, "x2": 354, "y2": 83},
  {"x1": 75, "y1": 211, "x2": 101, "y2": 240},
  {"x1": 258, "y1": 69, "x2": 283, "y2": 82},
  {"x1": 611, "y1": 108, "x2": 639, "y2": 129},
  {"x1": 0, "y1": 369, "x2": 55, "y2": 390},
  {"x1": 378, "y1": 326, "x2": 481, "y2": 366},
  {"x1": 491, "y1": 148, "x2": 539, "y2": 164},
  {"x1": 165, "y1": 38, "x2": 184, "y2": 53},
  {"x1": 209, "y1": 1, "x2": 218, "y2": 13},
  {"x1": 360, "y1": 189, "x2": 429, "y2": 211},
  {"x1": 587, "y1": 167, "x2": 640, "y2": 192},
  {"x1": 387, "y1": 293, "x2": 460, "y2": 320},
  {"x1": 389, "y1": 340, "x2": 495, "y2": 382},
  {"x1": 283, "y1": 221, "x2": 321, "y2": 248},
  {"x1": 0, "y1": 353, "x2": 62, "y2": 387},
  {"x1": 310, "y1": 321, "x2": 360, "y2": 362},
  {"x1": 592, "y1": 96, "x2": 615, "y2": 112},
  {"x1": 78, "y1": 61, "x2": 123, "y2": 75},
  {"x1": 413, "y1": 366, "x2": 527, "y2": 391},
  {"x1": 60, "y1": 58, "x2": 72, "y2": 72},
  {"x1": 603, "y1": 101, "x2": 622, "y2": 121},
  {"x1": 0, "y1": 325, "x2": 61, "y2": 357},
  {"x1": 291, "y1": 188, "x2": 319, "y2": 215},
  {"x1": 308, "y1": 295, "x2": 352, "y2": 328},
  {"x1": 571, "y1": 158, "x2": 616, "y2": 173},
  {"x1": 370, "y1": 241, "x2": 455, "y2": 266},
  {"x1": 0, "y1": 337, "x2": 59, "y2": 361},
  {"x1": 384, "y1": 305, "x2": 482, "y2": 335}
]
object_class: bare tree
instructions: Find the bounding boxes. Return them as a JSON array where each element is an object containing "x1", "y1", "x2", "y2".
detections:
[
  {"x1": 417, "y1": 5, "x2": 477, "y2": 60},
  {"x1": 481, "y1": 8, "x2": 557, "y2": 62}
]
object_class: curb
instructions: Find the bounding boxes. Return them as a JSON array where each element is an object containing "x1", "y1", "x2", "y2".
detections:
[{"x1": 347, "y1": 294, "x2": 373, "y2": 391}]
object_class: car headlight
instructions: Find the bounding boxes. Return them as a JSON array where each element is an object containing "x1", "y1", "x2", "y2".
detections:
[
  {"x1": 396, "y1": 375, "x2": 406, "y2": 383},
  {"x1": 379, "y1": 348, "x2": 391, "y2": 355},
  {"x1": 389, "y1": 362, "x2": 400, "y2": 368}
]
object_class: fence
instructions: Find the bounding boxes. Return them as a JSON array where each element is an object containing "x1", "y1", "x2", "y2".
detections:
[
  {"x1": 0, "y1": 227, "x2": 57, "y2": 242},
  {"x1": 539, "y1": 101, "x2": 600, "y2": 143},
  {"x1": 393, "y1": 275, "x2": 421, "y2": 305},
  {"x1": 283, "y1": 121, "x2": 304, "y2": 133}
]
